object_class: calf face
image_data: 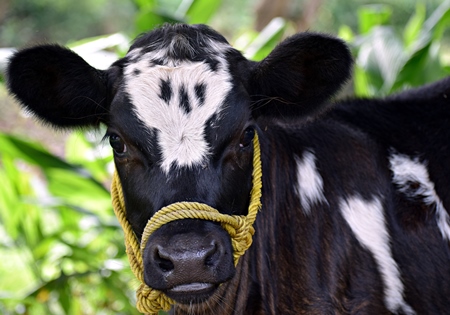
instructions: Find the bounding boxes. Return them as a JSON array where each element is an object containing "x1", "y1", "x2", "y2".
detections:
[{"x1": 7, "y1": 24, "x2": 352, "y2": 304}]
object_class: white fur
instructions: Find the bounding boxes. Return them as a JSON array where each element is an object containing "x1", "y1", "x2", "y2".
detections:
[
  {"x1": 340, "y1": 196, "x2": 415, "y2": 314},
  {"x1": 124, "y1": 51, "x2": 231, "y2": 173},
  {"x1": 389, "y1": 153, "x2": 450, "y2": 242},
  {"x1": 294, "y1": 151, "x2": 327, "y2": 214}
]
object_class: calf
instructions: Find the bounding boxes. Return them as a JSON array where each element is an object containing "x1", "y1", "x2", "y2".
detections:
[{"x1": 7, "y1": 24, "x2": 450, "y2": 314}]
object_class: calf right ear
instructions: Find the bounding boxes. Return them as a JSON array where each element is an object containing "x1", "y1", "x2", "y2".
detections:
[
  {"x1": 7, "y1": 45, "x2": 113, "y2": 129},
  {"x1": 248, "y1": 33, "x2": 353, "y2": 122}
]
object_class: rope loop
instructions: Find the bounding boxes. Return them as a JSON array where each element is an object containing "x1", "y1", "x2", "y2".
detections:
[{"x1": 111, "y1": 133, "x2": 262, "y2": 315}]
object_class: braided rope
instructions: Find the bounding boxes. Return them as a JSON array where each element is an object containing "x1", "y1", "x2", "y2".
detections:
[{"x1": 110, "y1": 133, "x2": 262, "y2": 314}]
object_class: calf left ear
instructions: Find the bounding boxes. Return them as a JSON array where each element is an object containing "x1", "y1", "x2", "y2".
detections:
[
  {"x1": 7, "y1": 45, "x2": 114, "y2": 129},
  {"x1": 248, "y1": 33, "x2": 352, "y2": 121}
]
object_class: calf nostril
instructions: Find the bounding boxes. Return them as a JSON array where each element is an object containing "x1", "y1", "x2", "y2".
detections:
[
  {"x1": 154, "y1": 246, "x2": 174, "y2": 273},
  {"x1": 158, "y1": 258, "x2": 174, "y2": 273},
  {"x1": 205, "y1": 241, "x2": 219, "y2": 267}
]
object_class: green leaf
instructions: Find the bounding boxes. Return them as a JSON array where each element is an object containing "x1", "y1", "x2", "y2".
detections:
[
  {"x1": 46, "y1": 168, "x2": 111, "y2": 214},
  {"x1": 0, "y1": 157, "x2": 23, "y2": 239},
  {"x1": 244, "y1": 17, "x2": 287, "y2": 61},
  {"x1": 184, "y1": 0, "x2": 222, "y2": 24},
  {"x1": 355, "y1": 27, "x2": 406, "y2": 94},
  {"x1": 338, "y1": 25, "x2": 354, "y2": 43},
  {"x1": 424, "y1": 0, "x2": 450, "y2": 41},
  {"x1": 403, "y1": 3, "x2": 426, "y2": 49},
  {"x1": 65, "y1": 131, "x2": 113, "y2": 183},
  {"x1": 410, "y1": 0, "x2": 450, "y2": 54},
  {"x1": 354, "y1": 66, "x2": 372, "y2": 97},
  {"x1": 0, "y1": 133, "x2": 73, "y2": 171},
  {"x1": 32, "y1": 236, "x2": 58, "y2": 261},
  {"x1": 357, "y1": 4, "x2": 392, "y2": 34},
  {"x1": 133, "y1": 0, "x2": 157, "y2": 10},
  {"x1": 135, "y1": 8, "x2": 181, "y2": 35}
]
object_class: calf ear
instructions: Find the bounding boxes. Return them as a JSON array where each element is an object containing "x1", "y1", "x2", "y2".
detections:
[
  {"x1": 248, "y1": 33, "x2": 352, "y2": 121},
  {"x1": 7, "y1": 45, "x2": 112, "y2": 128}
]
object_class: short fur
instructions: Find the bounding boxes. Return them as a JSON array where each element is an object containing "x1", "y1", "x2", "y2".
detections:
[{"x1": 7, "y1": 23, "x2": 450, "y2": 314}]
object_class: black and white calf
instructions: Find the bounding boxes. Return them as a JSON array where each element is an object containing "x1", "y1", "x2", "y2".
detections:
[{"x1": 7, "y1": 24, "x2": 450, "y2": 314}]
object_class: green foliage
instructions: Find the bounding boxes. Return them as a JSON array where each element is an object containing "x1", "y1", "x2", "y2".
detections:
[
  {"x1": 1, "y1": 1, "x2": 450, "y2": 314},
  {"x1": 341, "y1": 0, "x2": 450, "y2": 97},
  {"x1": 0, "y1": 131, "x2": 140, "y2": 315},
  {"x1": 0, "y1": 0, "x2": 136, "y2": 47},
  {"x1": 0, "y1": 1, "x2": 286, "y2": 314},
  {"x1": 132, "y1": 0, "x2": 223, "y2": 36}
]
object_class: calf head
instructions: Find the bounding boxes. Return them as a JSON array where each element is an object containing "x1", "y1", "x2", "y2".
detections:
[{"x1": 7, "y1": 24, "x2": 351, "y2": 305}]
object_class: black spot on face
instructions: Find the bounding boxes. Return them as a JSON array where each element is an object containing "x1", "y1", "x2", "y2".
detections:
[
  {"x1": 133, "y1": 69, "x2": 141, "y2": 76},
  {"x1": 195, "y1": 83, "x2": 206, "y2": 106},
  {"x1": 179, "y1": 85, "x2": 191, "y2": 114},
  {"x1": 159, "y1": 79, "x2": 172, "y2": 104}
]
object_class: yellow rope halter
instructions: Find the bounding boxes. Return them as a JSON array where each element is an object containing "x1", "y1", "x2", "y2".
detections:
[{"x1": 110, "y1": 133, "x2": 263, "y2": 315}]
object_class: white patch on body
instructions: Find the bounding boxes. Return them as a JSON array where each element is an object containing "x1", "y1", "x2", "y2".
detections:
[
  {"x1": 340, "y1": 196, "x2": 415, "y2": 315},
  {"x1": 389, "y1": 153, "x2": 450, "y2": 241},
  {"x1": 124, "y1": 43, "x2": 232, "y2": 173},
  {"x1": 294, "y1": 151, "x2": 327, "y2": 214}
]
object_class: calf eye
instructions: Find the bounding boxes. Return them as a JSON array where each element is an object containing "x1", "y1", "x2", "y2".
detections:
[
  {"x1": 109, "y1": 134, "x2": 127, "y2": 155},
  {"x1": 239, "y1": 127, "x2": 255, "y2": 148}
]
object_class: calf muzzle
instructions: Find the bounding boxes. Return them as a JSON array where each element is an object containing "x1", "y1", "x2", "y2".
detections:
[{"x1": 143, "y1": 219, "x2": 235, "y2": 304}]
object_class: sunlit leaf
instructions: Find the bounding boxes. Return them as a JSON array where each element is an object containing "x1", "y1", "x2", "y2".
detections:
[
  {"x1": 133, "y1": 0, "x2": 157, "y2": 10},
  {"x1": 244, "y1": 17, "x2": 287, "y2": 61},
  {"x1": 338, "y1": 25, "x2": 354, "y2": 43},
  {"x1": 403, "y1": 3, "x2": 426, "y2": 49},
  {"x1": 46, "y1": 168, "x2": 111, "y2": 215},
  {"x1": 409, "y1": 0, "x2": 450, "y2": 54},
  {"x1": 354, "y1": 66, "x2": 372, "y2": 97},
  {"x1": 357, "y1": 4, "x2": 392, "y2": 34},
  {"x1": 0, "y1": 156, "x2": 23, "y2": 239},
  {"x1": 184, "y1": 0, "x2": 222, "y2": 24},
  {"x1": 65, "y1": 131, "x2": 113, "y2": 183},
  {"x1": 135, "y1": 9, "x2": 181, "y2": 35}
]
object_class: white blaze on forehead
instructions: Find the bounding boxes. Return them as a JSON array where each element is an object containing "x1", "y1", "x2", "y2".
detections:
[{"x1": 124, "y1": 55, "x2": 232, "y2": 173}]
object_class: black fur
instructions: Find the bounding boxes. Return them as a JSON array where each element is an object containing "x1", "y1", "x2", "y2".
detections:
[
  {"x1": 159, "y1": 79, "x2": 173, "y2": 104},
  {"x1": 7, "y1": 45, "x2": 112, "y2": 128},
  {"x1": 6, "y1": 24, "x2": 450, "y2": 314}
]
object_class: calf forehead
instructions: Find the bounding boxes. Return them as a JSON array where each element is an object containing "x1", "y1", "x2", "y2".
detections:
[{"x1": 122, "y1": 30, "x2": 234, "y2": 173}]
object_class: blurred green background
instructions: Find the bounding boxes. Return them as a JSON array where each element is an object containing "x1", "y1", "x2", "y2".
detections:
[{"x1": 0, "y1": 0, "x2": 449, "y2": 314}]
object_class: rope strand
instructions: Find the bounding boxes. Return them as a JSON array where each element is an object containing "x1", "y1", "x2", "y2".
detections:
[{"x1": 111, "y1": 133, "x2": 263, "y2": 314}]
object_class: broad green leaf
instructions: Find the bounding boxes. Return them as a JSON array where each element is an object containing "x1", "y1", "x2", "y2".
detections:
[
  {"x1": 354, "y1": 66, "x2": 372, "y2": 97},
  {"x1": 244, "y1": 17, "x2": 287, "y2": 61},
  {"x1": 57, "y1": 282, "x2": 73, "y2": 315},
  {"x1": 46, "y1": 168, "x2": 111, "y2": 214},
  {"x1": 357, "y1": 4, "x2": 392, "y2": 34},
  {"x1": 184, "y1": 0, "x2": 222, "y2": 24},
  {"x1": 0, "y1": 133, "x2": 73, "y2": 171},
  {"x1": 424, "y1": 0, "x2": 450, "y2": 41},
  {"x1": 0, "y1": 157, "x2": 23, "y2": 239},
  {"x1": 392, "y1": 42, "x2": 447, "y2": 93},
  {"x1": 411, "y1": 0, "x2": 450, "y2": 54},
  {"x1": 135, "y1": 9, "x2": 181, "y2": 35},
  {"x1": 403, "y1": 3, "x2": 426, "y2": 49},
  {"x1": 355, "y1": 26, "x2": 406, "y2": 95},
  {"x1": 20, "y1": 205, "x2": 45, "y2": 248}
]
